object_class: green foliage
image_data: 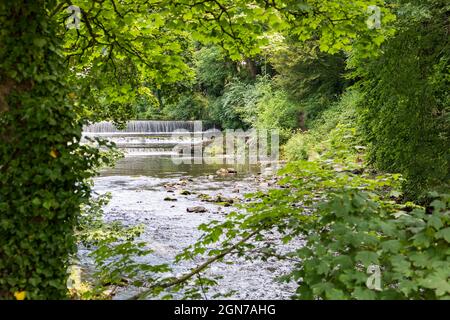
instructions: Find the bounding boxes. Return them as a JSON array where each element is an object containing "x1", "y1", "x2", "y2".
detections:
[
  {"x1": 353, "y1": 0, "x2": 450, "y2": 198},
  {"x1": 2, "y1": 0, "x2": 447, "y2": 301},
  {"x1": 118, "y1": 0, "x2": 396, "y2": 124},
  {"x1": 73, "y1": 193, "x2": 170, "y2": 299},
  {"x1": 284, "y1": 90, "x2": 361, "y2": 161},
  {"x1": 131, "y1": 88, "x2": 163, "y2": 120},
  {"x1": 253, "y1": 89, "x2": 300, "y2": 143},
  {"x1": 164, "y1": 93, "x2": 210, "y2": 121},
  {"x1": 290, "y1": 191, "x2": 450, "y2": 300},
  {"x1": 0, "y1": 1, "x2": 103, "y2": 299},
  {"x1": 209, "y1": 78, "x2": 259, "y2": 129},
  {"x1": 273, "y1": 43, "x2": 347, "y2": 102},
  {"x1": 209, "y1": 76, "x2": 302, "y2": 140},
  {"x1": 62, "y1": 0, "x2": 196, "y2": 123},
  {"x1": 194, "y1": 46, "x2": 236, "y2": 96},
  {"x1": 270, "y1": 40, "x2": 350, "y2": 123}
]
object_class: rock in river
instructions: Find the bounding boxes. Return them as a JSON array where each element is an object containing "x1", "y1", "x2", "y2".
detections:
[
  {"x1": 186, "y1": 206, "x2": 208, "y2": 213},
  {"x1": 216, "y1": 168, "x2": 237, "y2": 176},
  {"x1": 164, "y1": 197, "x2": 177, "y2": 202}
]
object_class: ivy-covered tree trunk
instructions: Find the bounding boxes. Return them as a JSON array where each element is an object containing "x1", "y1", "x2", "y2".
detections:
[{"x1": 0, "y1": 1, "x2": 92, "y2": 299}]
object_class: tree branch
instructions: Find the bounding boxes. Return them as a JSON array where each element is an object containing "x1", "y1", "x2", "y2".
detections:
[{"x1": 129, "y1": 230, "x2": 260, "y2": 300}]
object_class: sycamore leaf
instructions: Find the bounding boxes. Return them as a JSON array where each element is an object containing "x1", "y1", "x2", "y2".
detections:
[
  {"x1": 355, "y1": 251, "x2": 378, "y2": 266},
  {"x1": 420, "y1": 270, "x2": 450, "y2": 296},
  {"x1": 435, "y1": 228, "x2": 450, "y2": 243},
  {"x1": 352, "y1": 287, "x2": 377, "y2": 300}
]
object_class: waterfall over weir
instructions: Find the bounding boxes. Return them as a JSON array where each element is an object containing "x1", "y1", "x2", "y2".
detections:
[
  {"x1": 82, "y1": 120, "x2": 215, "y2": 156},
  {"x1": 83, "y1": 120, "x2": 212, "y2": 133}
]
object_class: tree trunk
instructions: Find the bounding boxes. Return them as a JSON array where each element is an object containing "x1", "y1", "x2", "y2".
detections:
[{"x1": 0, "y1": 1, "x2": 92, "y2": 299}]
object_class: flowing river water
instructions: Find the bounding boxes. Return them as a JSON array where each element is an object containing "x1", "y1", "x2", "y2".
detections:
[{"x1": 79, "y1": 121, "x2": 299, "y2": 299}]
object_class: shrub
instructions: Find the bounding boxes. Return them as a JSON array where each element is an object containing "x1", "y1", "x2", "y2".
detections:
[
  {"x1": 270, "y1": 40, "x2": 350, "y2": 124},
  {"x1": 209, "y1": 77, "x2": 266, "y2": 130},
  {"x1": 210, "y1": 76, "x2": 304, "y2": 141},
  {"x1": 354, "y1": 0, "x2": 450, "y2": 198},
  {"x1": 283, "y1": 132, "x2": 317, "y2": 161},
  {"x1": 291, "y1": 190, "x2": 450, "y2": 300},
  {"x1": 284, "y1": 90, "x2": 361, "y2": 161},
  {"x1": 163, "y1": 93, "x2": 210, "y2": 121},
  {"x1": 194, "y1": 46, "x2": 236, "y2": 96}
]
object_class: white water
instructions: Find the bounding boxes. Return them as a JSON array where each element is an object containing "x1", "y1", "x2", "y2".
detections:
[
  {"x1": 84, "y1": 120, "x2": 200, "y2": 133},
  {"x1": 82, "y1": 120, "x2": 213, "y2": 156},
  {"x1": 84, "y1": 158, "x2": 299, "y2": 300}
]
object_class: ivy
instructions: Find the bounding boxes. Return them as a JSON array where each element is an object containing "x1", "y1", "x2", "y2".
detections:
[{"x1": 0, "y1": 1, "x2": 103, "y2": 299}]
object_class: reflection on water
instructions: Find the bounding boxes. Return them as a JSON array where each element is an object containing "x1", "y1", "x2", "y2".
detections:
[{"x1": 100, "y1": 155, "x2": 261, "y2": 178}]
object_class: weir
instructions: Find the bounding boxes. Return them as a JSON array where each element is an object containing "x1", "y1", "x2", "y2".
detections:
[{"x1": 82, "y1": 120, "x2": 214, "y2": 156}]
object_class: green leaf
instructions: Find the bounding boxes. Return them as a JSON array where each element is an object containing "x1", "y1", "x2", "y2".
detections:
[
  {"x1": 420, "y1": 270, "x2": 450, "y2": 296},
  {"x1": 435, "y1": 228, "x2": 450, "y2": 243},
  {"x1": 381, "y1": 240, "x2": 402, "y2": 253},
  {"x1": 352, "y1": 287, "x2": 377, "y2": 300},
  {"x1": 325, "y1": 288, "x2": 347, "y2": 300},
  {"x1": 390, "y1": 255, "x2": 411, "y2": 275},
  {"x1": 355, "y1": 251, "x2": 378, "y2": 266},
  {"x1": 33, "y1": 38, "x2": 46, "y2": 47},
  {"x1": 427, "y1": 215, "x2": 444, "y2": 230}
]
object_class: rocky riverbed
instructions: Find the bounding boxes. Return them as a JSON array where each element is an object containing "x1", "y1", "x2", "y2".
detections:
[{"x1": 78, "y1": 156, "x2": 301, "y2": 299}]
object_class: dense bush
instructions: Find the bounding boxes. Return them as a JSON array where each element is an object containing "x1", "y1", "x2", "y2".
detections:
[
  {"x1": 209, "y1": 77, "x2": 264, "y2": 130},
  {"x1": 253, "y1": 89, "x2": 300, "y2": 143},
  {"x1": 270, "y1": 40, "x2": 350, "y2": 125},
  {"x1": 194, "y1": 46, "x2": 236, "y2": 97},
  {"x1": 209, "y1": 76, "x2": 303, "y2": 142},
  {"x1": 355, "y1": 0, "x2": 450, "y2": 198},
  {"x1": 291, "y1": 190, "x2": 450, "y2": 300},
  {"x1": 132, "y1": 88, "x2": 162, "y2": 120},
  {"x1": 284, "y1": 90, "x2": 361, "y2": 161},
  {"x1": 163, "y1": 93, "x2": 210, "y2": 121}
]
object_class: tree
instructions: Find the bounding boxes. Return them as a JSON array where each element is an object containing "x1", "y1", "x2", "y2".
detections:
[
  {"x1": 269, "y1": 39, "x2": 350, "y2": 125},
  {"x1": 0, "y1": 1, "x2": 96, "y2": 299},
  {"x1": 0, "y1": 0, "x2": 394, "y2": 299}
]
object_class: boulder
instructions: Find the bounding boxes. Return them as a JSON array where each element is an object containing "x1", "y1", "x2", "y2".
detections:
[
  {"x1": 164, "y1": 197, "x2": 177, "y2": 202},
  {"x1": 216, "y1": 168, "x2": 237, "y2": 175},
  {"x1": 216, "y1": 168, "x2": 228, "y2": 175},
  {"x1": 186, "y1": 206, "x2": 208, "y2": 213},
  {"x1": 199, "y1": 193, "x2": 233, "y2": 205}
]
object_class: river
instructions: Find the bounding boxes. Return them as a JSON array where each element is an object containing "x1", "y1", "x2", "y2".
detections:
[{"x1": 78, "y1": 121, "x2": 299, "y2": 299}]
